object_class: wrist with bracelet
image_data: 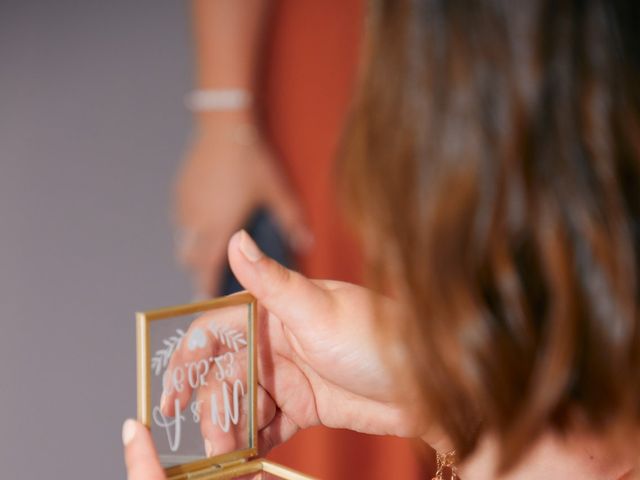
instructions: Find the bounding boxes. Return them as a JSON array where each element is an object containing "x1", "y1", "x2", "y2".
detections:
[
  {"x1": 186, "y1": 88, "x2": 259, "y2": 146},
  {"x1": 185, "y1": 88, "x2": 253, "y2": 112}
]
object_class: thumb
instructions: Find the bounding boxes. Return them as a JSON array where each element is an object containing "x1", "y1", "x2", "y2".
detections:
[
  {"x1": 122, "y1": 419, "x2": 166, "y2": 480},
  {"x1": 227, "y1": 230, "x2": 331, "y2": 330}
]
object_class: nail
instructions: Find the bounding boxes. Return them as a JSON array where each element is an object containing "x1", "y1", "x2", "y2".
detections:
[
  {"x1": 204, "y1": 438, "x2": 213, "y2": 457},
  {"x1": 160, "y1": 392, "x2": 168, "y2": 412},
  {"x1": 238, "y1": 230, "x2": 262, "y2": 263},
  {"x1": 122, "y1": 419, "x2": 136, "y2": 446}
]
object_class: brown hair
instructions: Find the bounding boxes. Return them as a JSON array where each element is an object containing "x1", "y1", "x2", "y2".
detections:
[{"x1": 341, "y1": 0, "x2": 640, "y2": 470}]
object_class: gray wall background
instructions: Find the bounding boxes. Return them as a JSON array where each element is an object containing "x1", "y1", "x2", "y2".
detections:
[{"x1": 0, "y1": 1, "x2": 194, "y2": 477}]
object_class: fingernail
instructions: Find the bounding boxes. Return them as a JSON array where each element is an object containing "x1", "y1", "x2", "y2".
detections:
[
  {"x1": 122, "y1": 419, "x2": 136, "y2": 446},
  {"x1": 238, "y1": 230, "x2": 262, "y2": 263},
  {"x1": 204, "y1": 438, "x2": 213, "y2": 457},
  {"x1": 160, "y1": 392, "x2": 168, "y2": 411}
]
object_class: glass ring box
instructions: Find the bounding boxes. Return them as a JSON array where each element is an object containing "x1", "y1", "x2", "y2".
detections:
[{"x1": 136, "y1": 292, "x2": 316, "y2": 480}]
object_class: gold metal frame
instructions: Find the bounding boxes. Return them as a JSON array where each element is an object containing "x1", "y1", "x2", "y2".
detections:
[
  {"x1": 136, "y1": 292, "x2": 316, "y2": 480},
  {"x1": 137, "y1": 292, "x2": 258, "y2": 479}
]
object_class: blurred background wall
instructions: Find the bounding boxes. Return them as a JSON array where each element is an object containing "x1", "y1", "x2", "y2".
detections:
[{"x1": 0, "y1": 1, "x2": 193, "y2": 477}]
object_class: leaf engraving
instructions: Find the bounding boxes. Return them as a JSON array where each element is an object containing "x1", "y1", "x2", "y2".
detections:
[
  {"x1": 151, "y1": 328, "x2": 186, "y2": 376},
  {"x1": 208, "y1": 323, "x2": 247, "y2": 352}
]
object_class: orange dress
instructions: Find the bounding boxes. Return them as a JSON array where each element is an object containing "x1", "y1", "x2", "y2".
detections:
[{"x1": 262, "y1": 1, "x2": 427, "y2": 478}]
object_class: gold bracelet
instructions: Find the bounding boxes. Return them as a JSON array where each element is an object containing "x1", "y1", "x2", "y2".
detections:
[{"x1": 432, "y1": 450, "x2": 457, "y2": 480}]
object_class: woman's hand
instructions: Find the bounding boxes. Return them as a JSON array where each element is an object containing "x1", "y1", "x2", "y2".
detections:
[
  {"x1": 164, "y1": 230, "x2": 428, "y2": 456},
  {"x1": 223, "y1": 230, "x2": 424, "y2": 450},
  {"x1": 174, "y1": 114, "x2": 310, "y2": 297},
  {"x1": 122, "y1": 230, "x2": 432, "y2": 476}
]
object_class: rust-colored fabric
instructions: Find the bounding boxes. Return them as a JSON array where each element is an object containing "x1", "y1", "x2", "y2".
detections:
[{"x1": 261, "y1": 1, "x2": 427, "y2": 478}]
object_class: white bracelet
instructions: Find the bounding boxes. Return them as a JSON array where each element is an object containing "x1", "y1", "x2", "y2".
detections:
[{"x1": 185, "y1": 89, "x2": 253, "y2": 112}]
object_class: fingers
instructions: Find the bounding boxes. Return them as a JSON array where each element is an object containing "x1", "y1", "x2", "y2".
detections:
[
  {"x1": 262, "y1": 176, "x2": 313, "y2": 254},
  {"x1": 122, "y1": 419, "x2": 166, "y2": 480},
  {"x1": 196, "y1": 249, "x2": 226, "y2": 299},
  {"x1": 162, "y1": 305, "x2": 250, "y2": 416},
  {"x1": 196, "y1": 348, "x2": 250, "y2": 457},
  {"x1": 176, "y1": 230, "x2": 227, "y2": 298},
  {"x1": 198, "y1": 379, "x2": 277, "y2": 458},
  {"x1": 227, "y1": 230, "x2": 332, "y2": 336},
  {"x1": 257, "y1": 411, "x2": 300, "y2": 456}
]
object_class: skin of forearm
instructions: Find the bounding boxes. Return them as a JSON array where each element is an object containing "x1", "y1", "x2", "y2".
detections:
[{"x1": 190, "y1": 0, "x2": 269, "y2": 92}]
